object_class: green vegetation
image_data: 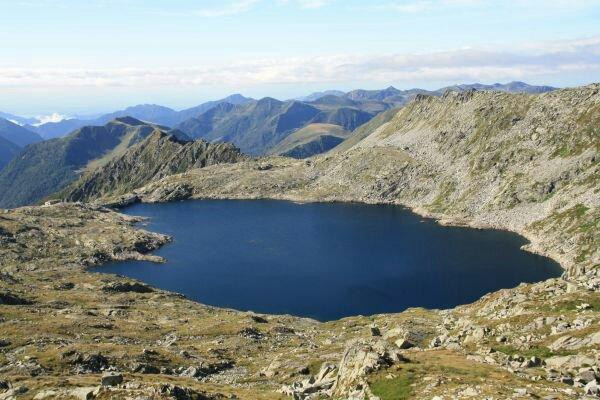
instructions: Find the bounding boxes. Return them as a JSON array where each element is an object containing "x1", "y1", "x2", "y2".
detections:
[
  {"x1": 369, "y1": 370, "x2": 414, "y2": 400},
  {"x1": 551, "y1": 297, "x2": 600, "y2": 312},
  {"x1": 333, "y1": 107, "x2": 400, "y2": 152},
  {"x1": 307, "y1": 360, "x2": 323, "y2": 376},
  {"x1": 269, "y1": 123, "x2": 350, "y2": 158},
  {"x1": 552, "y1": 104, "x2": 600, "y2": 158},
  {"x1": 61, "y1": 130, "x2": 243, "y2": 202},
  {"x1": 0, "y1": 118, "x2": 159, "y2": 208},
  {"x1": 439, "y1": 365, "x2": 488, "y2": 378},
  {"x1": 177, "y1": 98, "x2": 378, "y2": 156},
  {"x1": 0, "y1": 135, "x2": 21, "y2": 170},
  {"x1": 429, "y1": 179, "x2": 457, "y2": 212}
]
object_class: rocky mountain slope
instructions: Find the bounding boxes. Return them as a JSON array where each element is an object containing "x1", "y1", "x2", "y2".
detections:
[
  {"x1": 60, "y1": 130, "x2": 245, "y2": 202},
  {"x1": 0, "y1": 117, "x2": 187, "y2": 208},
  {"x1": 0, "y1": 84, "x2": 597, "y2": 400}
]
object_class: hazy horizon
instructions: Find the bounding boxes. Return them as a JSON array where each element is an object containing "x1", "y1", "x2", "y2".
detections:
[
  {"x1": 0, "y1": 80, "x2": 579, "y2": 121},
  {"x1": 2, "y1": 0, "x2": 599, "y2": 116}
]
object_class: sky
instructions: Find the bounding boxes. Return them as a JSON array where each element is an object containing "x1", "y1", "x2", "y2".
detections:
[{"x1": 1, "y1": 0, "x2": 599, "y2": 117}]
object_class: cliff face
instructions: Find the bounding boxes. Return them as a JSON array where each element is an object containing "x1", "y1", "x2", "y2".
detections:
[
  {"x1": 60, "y1": 130, "x2": 245, "y2": 202},
  {"x1": 131, "y1": 84, "x2": 599, "y2": 278}
]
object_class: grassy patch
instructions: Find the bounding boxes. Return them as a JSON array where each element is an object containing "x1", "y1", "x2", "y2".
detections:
[
  {"x1": 429, "y1": 179, "x2": 457, "y2": 212},
  {"x1": 468, "y1": 97, "x2": 533, "y2": 174},
  {"x1": 552, "y1": 297, "x2": 600, "y2": 312},
  {"x1": 528, "y1": 203, "x2": 598, "y2": 264},
  {"x1": 552, "y1": 104, "x2": 600, "y2": 158},
  {"x1": 307, "y1": 360, "x2": 323, "y2": 376},
  {"x1": 439, "y1": 365, "x2": 489, "y2": 378},
  {"x1": 369, "y1": 370, "x2": 414, "y2": 400}
]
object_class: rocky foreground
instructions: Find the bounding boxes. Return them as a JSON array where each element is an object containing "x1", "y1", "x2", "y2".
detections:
[{"x1": 1, "y1": 85, "x2": 599, "y2": 399}]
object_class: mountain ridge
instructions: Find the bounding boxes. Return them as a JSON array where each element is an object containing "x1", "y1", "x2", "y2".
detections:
[
  {"x1": 60, "y1": 130, "x2": 245, "y2": 202},
  {"x1": 28, "y1": 94, "x2": 254, "y2": 139},
  {"x1": 176, "y1": 97, "x2": 382, "y2": 155},
  {"x1": 0, "y1": 118, "x2": 173, "y2": 208},
  {"x1": 0, "y1": 135, "x2": 21, "y2": 170},
  {"x1": 0, "y1": 117, "x2": 43, "y2": 147},
  {"x1": 20, "y1": 81, "x2": 556, "y2": 140},
  {"x1": 268, "y1": 123, "x2": 351, "y2": 158}
]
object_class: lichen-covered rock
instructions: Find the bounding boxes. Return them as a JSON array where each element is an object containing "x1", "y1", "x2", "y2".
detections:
[{"x1": 329, "y1": 339, "x2": 408, "y2": 399}]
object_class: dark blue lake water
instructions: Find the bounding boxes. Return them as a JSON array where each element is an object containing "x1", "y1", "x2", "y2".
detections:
[{"x1": 95, "y1": 200, "x2": 562, "y2": 321}]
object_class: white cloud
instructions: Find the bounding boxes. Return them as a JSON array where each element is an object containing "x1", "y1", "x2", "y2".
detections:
[
  {"x1": 34, "y1": 113, "x2": 68, "y2": 125},
  {"x1": 1, "y1": 36, "x2": 598, "y2": 88}
]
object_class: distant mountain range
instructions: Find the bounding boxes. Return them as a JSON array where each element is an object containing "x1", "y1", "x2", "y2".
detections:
[
  {"x1": 0, "y1": 118, "x2": 43, "y2": 147},
  {"x1": 0, "y1": 118, "x2": 44, "y2": 169},
  {"x1": 295, "y1": 90, "x2": 345, "y2": 102},
  {"x1": 441, "y1": 81, "x2": 557, "y2": 94},
  {"x1": 0, "y1": 111, "x2": 38, "y2": 126},
  {"x1": 0, "y1": 81, "x2": 559, "y2": 207},
  {"x1": 2, "y1": 81, "x2": 556, "y2": 141},
  {"x1": 176, "y1": 96, "x2": 376, "y2": 155},
  {"x1": 0, "y1": 135, "x2": 22, "y2": 171},
  {"x1": 24, "y1": 94, "x2": 253, "y2": 140}
]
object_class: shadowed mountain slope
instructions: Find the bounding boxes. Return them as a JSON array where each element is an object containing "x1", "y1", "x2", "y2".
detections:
[
  {"x1": 268, "y1": 123, "x2": 350, "y2": 158},
  {"x1": 176, "y1": 97, "x2": 381, "y2": 155},
  {"x1": 61, "y1": 130, "x2": 245, "y2": 202},
  {"x1": 0, "y1": 118, "x2": 43, "y2": 147},
  {"x1": 0, "y1": 136, "x2": 21, "y2": 170},
  {"x1": 177, "y1": 98, "x2": 323, "y2": 155},
  {"x1": 0, "y1": 117, "x2": 178, "y2": 208},
  {"x1": 331, "y1": 107, "x2": 401, "y2": 154}
]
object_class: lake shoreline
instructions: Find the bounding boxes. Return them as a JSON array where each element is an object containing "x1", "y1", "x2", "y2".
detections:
[{"x1": 95, "y1": 199, "x2": 562, "y2": 321}]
